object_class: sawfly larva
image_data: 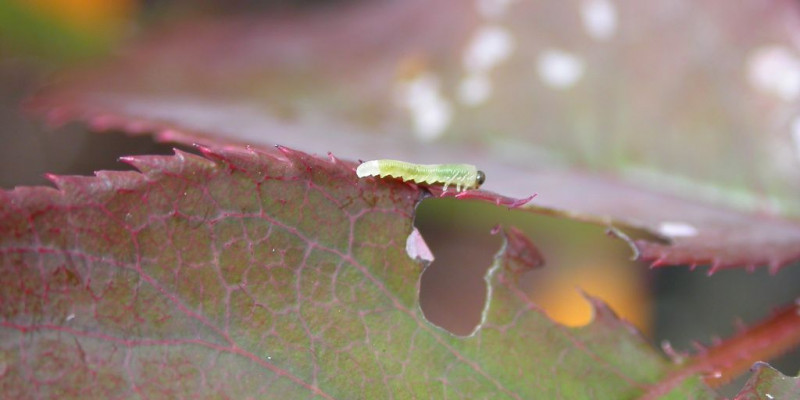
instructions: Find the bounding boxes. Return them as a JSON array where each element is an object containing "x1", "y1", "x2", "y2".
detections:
[{"x1": 356, "y1": 160, "x2": 485, "y2": 192}]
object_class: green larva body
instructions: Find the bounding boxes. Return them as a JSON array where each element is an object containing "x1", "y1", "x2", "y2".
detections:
[{"x1": 356, "y1": 159, "x2": 485, "y2": 192}]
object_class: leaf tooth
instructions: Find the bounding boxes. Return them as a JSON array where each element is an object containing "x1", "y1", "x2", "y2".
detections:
[
  {"x1": 327, "y1": 151, "x2": 340, "y2": 164},
  {"x1": 44, "y1": 174, "x2": 109, "y2": 195},
  {"x1": 578, "y1": 291, "x2": 646, "y2": 338},
  {"x1": 649, "y1": 257, "x2": 667, "y2": 268},
  {"x1": 768, "y1": 259, "x2": 785, "y2": 275},
  {"x1": 197, "y1": 145, "x2": 244, "y2": 167},
  {"x1": 275, "y1": 144, "x2": 292, "y2": 156},
  {"x1": 43, "y1": 173, "x2": 126, "y2": 199},
  {"x1": 274, "y1": 144, "x2": 317, "y2": 172},
  {"x1": 194, "y1": 144, "x2": 215, "y2": 158},
  {"x1": 733, "y1": 317, "x2": 748, "y2": 333},
  {"x1": 44, "y1": 173, "x2": 70, "y2": 191},
  {"x1": 660, "y1": 340, "x2": 687, "y2": 363},
  {"x1": 173, "y1": 148, "x2": 216, "y2": 166},
  {"x1": 119, "y1": 154, "x2": 162, "y2": 174},
  {"x1": 691, "y1": 341, "x2": 708, "y2": 354},
  {"x1": 706, "y1": 261, "x2": 723, "y2": 276}
]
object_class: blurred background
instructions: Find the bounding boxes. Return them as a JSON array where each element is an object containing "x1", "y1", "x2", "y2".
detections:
[{"x1": 1, "y1": 0, "x2": 798, "y2": 394}]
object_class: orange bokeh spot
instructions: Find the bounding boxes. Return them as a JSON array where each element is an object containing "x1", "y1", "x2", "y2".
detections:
[
  {"x1": 528, "y1": 262, "x2": 652, "y2": 336},
  {"x1": 18, "y1": 0, "x2": 136, "y2": 34}
]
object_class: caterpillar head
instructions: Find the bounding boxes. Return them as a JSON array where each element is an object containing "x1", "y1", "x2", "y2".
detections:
[{"x1": 476, "y1": 171, "x2": 486, "y2": 187}]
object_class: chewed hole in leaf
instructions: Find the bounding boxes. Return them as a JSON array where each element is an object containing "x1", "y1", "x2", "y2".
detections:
[
  {"x1": 415, "y1": 197, "x2": 651, "y2": 336},
  {"x1": 415, "y1": 200, "x2": 500, "y2": 336}
]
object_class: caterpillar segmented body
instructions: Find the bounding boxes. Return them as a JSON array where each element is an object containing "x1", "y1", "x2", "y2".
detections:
[{"x1": 356, "y1": 159, "x2": 485, "y2": 192}]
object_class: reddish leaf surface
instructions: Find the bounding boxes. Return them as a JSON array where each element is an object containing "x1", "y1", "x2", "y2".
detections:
[
  {"x1": 735, "y1": 363, "x2": 800, "y2": 400},
  {"x1": 1, "y1": 145, "x2": 730, "y2": 398},
  {"x1": 493, "y1": 225, "x2": 545, "y2": 275},
  {"x1": 27, "y1": 0, "x2": 800, "y2": 271}
]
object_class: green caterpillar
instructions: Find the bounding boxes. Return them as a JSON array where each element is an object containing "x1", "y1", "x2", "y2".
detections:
[{"x1": 356, "y1": 159, "x2": 485, "y2": 192}]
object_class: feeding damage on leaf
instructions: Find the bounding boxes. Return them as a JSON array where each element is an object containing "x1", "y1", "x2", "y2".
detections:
[{"x1": 490, "y1": 225, "x2": 545, "y2": 277}]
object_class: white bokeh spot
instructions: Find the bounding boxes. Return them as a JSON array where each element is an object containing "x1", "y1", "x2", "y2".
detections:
[
  {"x1": 396, "y1": 73, "x2": 453, "y2": 142},
  {"x1": 463, "y1": 25, "x2": 515, "y2": 73},
  {"x1": 476, "y1": 0, "x2": 517, "y2": 19},
  {"x1": 657, "y1": 222, "x2": 699, "y2": 238},
  {"x1": 747, "y1": 45, "x2": 800, "y2": 101},
  {"x1": 458, "y1": 74, "x2": 492, "y2": 106},
  {"x1": 537, "y1": 49, "x2": 585, "y2": 89},
  {"x1": 580, "y1": 0, "x2": 617, "y2": 41}
]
